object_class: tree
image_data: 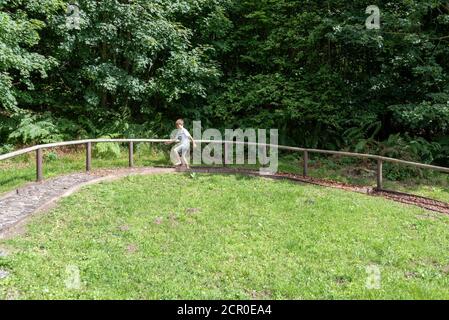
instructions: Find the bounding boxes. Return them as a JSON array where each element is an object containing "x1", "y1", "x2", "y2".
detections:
[
  {"x1": 42, "y1": 0, "x2": 221, "y2": 135},
  {"x1": 206, "y1": 0, "x2": 449, "y2": 152},
  {"x1": 0, "y1": 0, "x2": 63, "y2": 143},
  {"x1": 0, "y1": 0, "x2": 61, "y2": 112}
]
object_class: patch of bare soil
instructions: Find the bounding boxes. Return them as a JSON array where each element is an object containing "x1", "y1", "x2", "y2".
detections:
[
  {"x1": 186, "y1": 208, "x2": 201, "y2": 215},
  {"x1": 154, "y1": 217, "x2": 164, "y2": 225},
  {"x1": 442, "y1": 265, "x2": 449, "y2": 275},
  {"x1": 126, "y1": 244, "x2": 138, "y2": 254},
  {"x1": 118, "y1": 225, "x2": 130, "y2": 232},
  {"x1": 374, "y1": 190, "x2": 449, "y2": 215},
  {"x1": 248, "y1": 289, "x2": 272, "y2": 300},
  {"x1": 168, "y1": 213, "x2": 179, "y2": 226}
]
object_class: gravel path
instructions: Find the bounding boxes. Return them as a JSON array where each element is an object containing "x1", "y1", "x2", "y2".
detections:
[
  {"x1": 0, "y1": 173, "x2": 99, "y2": 232},
  {"x1": 1, "y1": 166, "x2": 448, "y2": 237},
  {"x1": 0, "y1": 168, "x2": 175, "y2": 235}
]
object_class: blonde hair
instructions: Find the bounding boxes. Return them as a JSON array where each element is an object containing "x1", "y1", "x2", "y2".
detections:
[{"x1": 176, "y1": 119, "x2": 184, "y2": 126}]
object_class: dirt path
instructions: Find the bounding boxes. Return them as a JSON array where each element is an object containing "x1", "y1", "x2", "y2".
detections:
[{"x1": 1, "y1": 166, "x2": 448, "y2": 237}]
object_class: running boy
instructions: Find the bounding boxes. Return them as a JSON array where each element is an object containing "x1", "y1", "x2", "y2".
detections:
[{"x1": 166, "y1": 119, "x2": 196, "y2": 168}]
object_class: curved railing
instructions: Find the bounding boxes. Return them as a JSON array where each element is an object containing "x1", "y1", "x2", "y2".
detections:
[{"x1": 1, "y1": 138, "x2": 449, "y2": 190}]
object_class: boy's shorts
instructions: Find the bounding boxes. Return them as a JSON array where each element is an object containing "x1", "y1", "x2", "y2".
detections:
[{"x1": 174, "y1": 143, "x2": 190, "y2": 158}]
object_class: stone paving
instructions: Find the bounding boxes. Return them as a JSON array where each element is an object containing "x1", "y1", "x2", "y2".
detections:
[
  {"x1": 0, "y1": 168, "x2": 176, "y2": 234},
  {"x1": 0, "y1": 173, "x2": 100, "y2": 232}
]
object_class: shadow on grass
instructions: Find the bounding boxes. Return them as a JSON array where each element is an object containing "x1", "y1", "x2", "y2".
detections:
[{"x1": 0, "y1": 174, "x2": 35, "y2": 195}]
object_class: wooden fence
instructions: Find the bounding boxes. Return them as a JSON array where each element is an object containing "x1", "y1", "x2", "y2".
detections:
[{"x1": 1, "y1": 139, "x2": 449, "y2": 190}]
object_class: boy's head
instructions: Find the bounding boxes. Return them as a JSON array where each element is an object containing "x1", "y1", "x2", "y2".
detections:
[{"x1": 175, "y1": 119, "x2": 184, "y2": 129}]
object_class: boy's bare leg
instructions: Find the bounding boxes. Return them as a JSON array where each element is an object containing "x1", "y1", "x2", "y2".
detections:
[
  {"x1": 181, "y1": 148, "x2": 190, "y2": 169},
  {"x1": 182, "y1": 156, "x2": 190, "y2": 169},
  {"x1": 174, "y1": 154, "x2": 182, "y2": 166},
  {"x1": 176, "y1": 154, "x2": 182, "y2": 166},
  {"x1": 171, "y1": 146, "x2": 183, "y2": 166}
]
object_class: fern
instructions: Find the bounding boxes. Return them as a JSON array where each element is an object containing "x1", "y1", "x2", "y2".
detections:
[
  {"x1": 8, "y1": 113, "x2": 63, "y2": 144},
  {"x1": 93, "y1": 136, "x2": 121, "y2": 159}
]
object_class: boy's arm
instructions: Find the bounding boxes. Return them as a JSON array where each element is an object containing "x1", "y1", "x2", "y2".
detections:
[
  {"x1": 165, "y1": 132, "x2": 178, "y2": 145},
  {"x1": 165, "y1": 136, "x2": 177, "y2": 144},
  {"x1": 190, "y1": 136, "x2": 197, "y2": 148},
  {"x1": 186, "y1": 130, "x2": 197, "y2": 148},
  {"x1": 165, "y1": 139, "x2": 176, "y2": 145}
]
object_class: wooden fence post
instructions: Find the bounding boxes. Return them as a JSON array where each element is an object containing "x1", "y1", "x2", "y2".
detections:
[
  {"x1": 303, "y1": 150, "x2": 309, "y2": 177},
  {"x1": 129, "y1": 141, "x2": 134, "y2": 168},
  {"x1": 86, "y1": 142, "x2": 92, "y2": 172},
  {"x1": 36, "y1": 148, "x2": 43, "y2": 182},
  {"x1": 377, "y1": 159, "x2": 383, "y2": 190}
]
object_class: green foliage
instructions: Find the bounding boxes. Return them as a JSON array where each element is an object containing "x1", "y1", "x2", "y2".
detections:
[
  {"x1": 44, "y1": 0, "x2": 221, "y2": 128},
  {"x1": 1, "y1": 0, "x2": 449, "y2": 169},
  {"x1": 45, "y1": 151, "x2": 59, "y2": 161},
  {"x1": 0, "y1": 143, "x2": 13, "y2": 155},
  {"x1": 7, "y1": 112, "x2": 63, "y2": 144},
  {"x1": 0, "y1": 0, "x2": 61, "y2": 111},
  {"x1": 206, "y1": 0, "x2": 449, "y2": 155},
  {"x1": 93, "y1": 136, "x2": 121, "y2": 159},
  {"x1": 390, "y1": 91, "x2": 449, "y2": 136}
]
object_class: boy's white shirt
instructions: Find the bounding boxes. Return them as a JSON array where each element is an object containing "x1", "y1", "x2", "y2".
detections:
[{"x1": 173, "y1": 127, "x2": 192, "y2": 145}]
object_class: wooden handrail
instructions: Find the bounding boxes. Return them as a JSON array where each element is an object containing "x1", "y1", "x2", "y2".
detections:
[
  {"x1": 0, "y1": 139, "x2": 173, "y2": 161},
  {"x1": 1, "y1": 139, "x2": 449, "y2": 189}
]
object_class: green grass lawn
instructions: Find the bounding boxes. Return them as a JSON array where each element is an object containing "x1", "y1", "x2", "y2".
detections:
[{"x1": 1, "y1": 174, "x2": 449, "y2": 299}]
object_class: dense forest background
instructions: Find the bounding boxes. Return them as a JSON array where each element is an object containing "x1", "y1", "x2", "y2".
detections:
[{"x1": 1, "y1": 0, "x2": 449, "y2": 165}]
